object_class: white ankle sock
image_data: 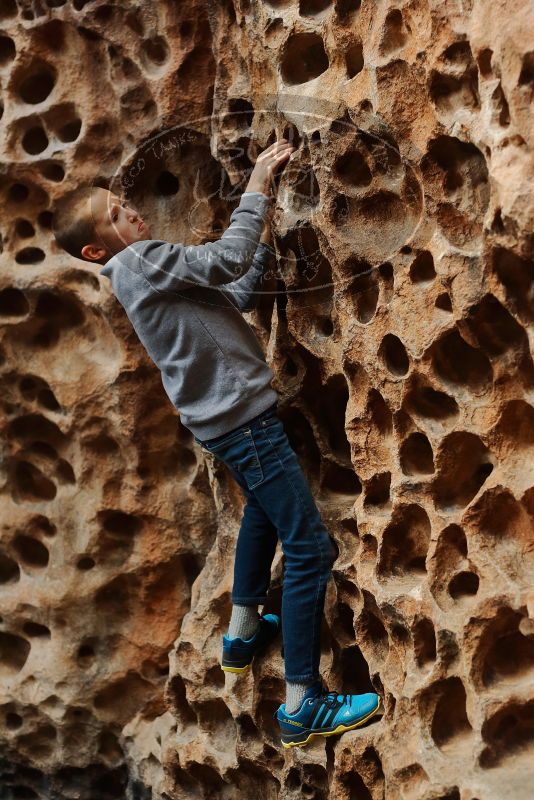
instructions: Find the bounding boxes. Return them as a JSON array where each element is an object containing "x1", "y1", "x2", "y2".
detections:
[
  {"x1": 286, "y1": 681, "x2": 314, "y2": 714},
  {"x1": 228, "y1": 604, "x2": 259, "y2": 640}
]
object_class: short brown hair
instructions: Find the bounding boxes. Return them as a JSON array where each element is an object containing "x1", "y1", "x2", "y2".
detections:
[{"x1": 53, "y1": 185, "x2": 104, "y2": 264}]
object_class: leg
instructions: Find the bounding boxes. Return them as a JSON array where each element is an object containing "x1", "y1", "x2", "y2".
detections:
[
  {"x1": 227, "y1": 464, "x2": 278, "y2": 606},
  {"x1": 196, "y1": 413, "x2": 335, "y2": 683},
  {"x1": 243, "y1": 419, "x2": 334, "y2": 683}
]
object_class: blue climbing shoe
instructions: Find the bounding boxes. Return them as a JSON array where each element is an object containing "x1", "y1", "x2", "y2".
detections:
[
  {"x1": 274, "y1": 681, "x2": 383, "y2": 748},
  {"x1": 222, "y1": 613, "x2": 280, "y2": 674}
]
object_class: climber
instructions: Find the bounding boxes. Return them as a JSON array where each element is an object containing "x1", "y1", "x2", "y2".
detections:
[{"x1": 52, "y1": 138, "x2": 383, "y2": 748}]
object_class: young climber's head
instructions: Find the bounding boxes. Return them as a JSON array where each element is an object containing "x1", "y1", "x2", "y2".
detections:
[{"x1": 53, "y1": 185, "x2": 151, "y2": 265}]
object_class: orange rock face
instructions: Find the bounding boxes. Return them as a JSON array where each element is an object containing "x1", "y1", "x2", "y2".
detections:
[{"x1": 0, "y1": 1, "x2": 532, "y2": 798}]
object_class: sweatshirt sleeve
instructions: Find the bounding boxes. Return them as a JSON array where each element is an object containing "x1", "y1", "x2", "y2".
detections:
[
  {"x1": 221, "y1": 241, "x2": 276, "y2": 312},
  {"x1": 137, "y1": 191, "x2": 271, "y2": 294}
]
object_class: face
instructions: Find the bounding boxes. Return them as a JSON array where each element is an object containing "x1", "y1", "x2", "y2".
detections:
[{"x1": 82, "y1": 188, "x2": 152, "y2": 262}]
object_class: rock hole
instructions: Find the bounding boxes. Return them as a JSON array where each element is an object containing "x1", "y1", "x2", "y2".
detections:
[
  {"x1": 410, "y1": 251, "x2": 435, "y2": 282},
  {"x1": 336, "y1": 0, "x2": 361, "y2": 21},
  {"x1": 335, "y1": 149, "x2": 371, "y2": 186},
  {"x1": 22, "y1": 621, "x2": 50, "y2": 638},
  {"x1": 360, "y1": 533, "x2": 377, "y2": 562},
  {"x1": 9, "y1": 183, "x2": 29, "y2": 203},
  {"x1": 15, "y1": 219, "x2": 35, "y2": 238},
  {"x1": 480, "y1": 699, "x2": 534, "y2": 768},
  {"x1": 448, "y1": 570, "x2": 478, "y2": 601},
  {"x1": 166, "y1": 674, "x2": 197, "y2": 726},
  {"x1": 357, "y1": 599, "x2": 389, "y2": 661},
  {"x1": 433, "y1": 431, "x2": 493, "y2": 511},
  {"x1": 466, "y1": 293, "x2": 524, "y2": 356},
  {"x1": 286, "y1": 767, "x2": 300, "y2": 790},
  {"x1": 400, "y1": 432, "x2": 434, "y2": 475},
  {"x1": 82, "y1": 431, "x2": 119, "y2": 455},
  {"x1": 58, "y1": 118, "x2": 82, "y2": 143},
  {"x1": 0, "y1": 287, "x2": 30, "y2": 316},
  {"x1": 430, "y1": 677, "x2": 472, "y2": 750},
  {"x1": 348, "y1": 263, "x2": 379, "y2": 323},
  {"x1": 440, "y1": 40, "x2": 471, "y2": 65},
  {"x1": 435, "y1": 292, "x2": 452, "y2": 311},
  {"x1": 430, "y1": 66, "x2": 480, "y2": 112},
  {"x1": 492, "y1": 83, "x2": 510, "y2": 126},
  {"x1": 100, "y1": 509, "x2": 143, "y2": 538},
  {"x1": 141, "y1": 35, "x2": 169, "y2": 67},
  {"x1": 430, "y1": 328, "x2": 492, "y2": 392},
  {"x1": 380, "y1": 8, "x2": 408, "y2": 55},
  {"x1": 227, "y1": 97, "x2": 254, "y2": 127},
  {"x1": 0, "y1": 553, "x2": 20, "y2": 584},
  {"x1": 413, "y1": 618, "x2": 436, "y2": 667},
  {"x1": 77, "y1": 639, "x2": 97, "y2": 667},
  {"x1": 368, "y1": 389, "x2": 393, "y2": 436},
  {"x1": 299, "y1": 0, "x2": 332, "y2": 15},
  {"x1": 518, "y1": 51, "x2": 534, "y2": 88},
  {"x1": 13, "y1": 535, "x2": 49, "y2": 568},
  {"x1": 18, "y1": 66, "x2": 56, "y2": 104},
  {"x1": 379, "y1": 333, "x2": 410, "y2": 376},
  {"x1": 76, "y1": 555, "x2": 96, "y2": 570},
  {"x1": 321, "y1": 461, "x2": 361, "y2": 496},
  {"x1": 0, "y1": 0, "x2": 17, "y2": 20},
  {"x1": 405, "y1": 379, "x2": 459, "y2": 421},
  {"x1": 378, "y1": 503, "x2": 430, "y2": 581},
  {"x1": 22, "y1": 126, "x2": 48, "y2": 155},
  {"x1": 364, "y1": 472, "x2": 391, "y2": 507},
  {"x1": 479, "y1": 608, "x2": 534, "y2": 688},
  {"x1": 345, "y1": 40, "x2": 364, "y2": 78},
  {"x1": 236, "y1": 712, "x2": 259, "y2": 741},
  {"x1": 6, "y1": 711, "x2": 23, "y2": 729},
  {"x1": 39, "y1": 162, "x2": 65, "y2": 182},
  {"x1": 0, "y1": 632, "x2": 31, "y2": 675},
  {"x1": 492, "y1": 247, "x2": 533, "y2": 323},
  {"x1": 15, "y1": 247, "x2": 45, "y2": 265},
  {"x1": 0, "y1": 35, "x2": 16, "y2": 66},
  {"x1": 477, "y1": 48, "x2": 493, "y2": 77},
  {"x1": 38, "y1": 210, "x2": 53, "y2": 228},
  {"x1": 281, "y1": 32, "x2": 329, "y2": 85}
]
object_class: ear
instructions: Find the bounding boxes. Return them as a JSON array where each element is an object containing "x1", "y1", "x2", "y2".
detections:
[{"x1": 81, "y1": 243, "x2": 108, "y2": 262}]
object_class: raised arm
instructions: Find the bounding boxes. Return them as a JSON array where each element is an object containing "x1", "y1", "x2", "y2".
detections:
[
  {"x1": 138, "y1": 139, "x2": 293, "y2": 294},
  {"x1": 138, "y1": 191, "x2": 269, "y2": 293},
  {"x1": 222, "y1": 240, "x2": 276, "y2": 311}
]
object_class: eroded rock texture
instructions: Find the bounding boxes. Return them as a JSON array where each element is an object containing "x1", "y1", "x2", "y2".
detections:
[{"x1": 0, "y1": 1, "x2": 533, "y2": 798}]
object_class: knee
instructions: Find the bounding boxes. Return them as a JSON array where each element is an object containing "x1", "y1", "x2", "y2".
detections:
[{"x1": 283, "y1": 539, "x2": 333, "y2": 577}]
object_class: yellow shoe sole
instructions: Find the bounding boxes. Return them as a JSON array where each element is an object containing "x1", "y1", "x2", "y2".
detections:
[
  {"x1": 221, "y1": 662, "x2": 252, "y2": 674},
  {"x1": 281, "y1": 697, "x2": 383, "y2": 749}
]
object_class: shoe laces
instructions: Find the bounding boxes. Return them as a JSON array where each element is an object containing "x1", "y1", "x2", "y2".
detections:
[
  {"x1": 313, "y1": 688, "x2": 350, "y2": 711},
  {"x1": 274, "y1": 686, "x2": 352, "y2": 720}
]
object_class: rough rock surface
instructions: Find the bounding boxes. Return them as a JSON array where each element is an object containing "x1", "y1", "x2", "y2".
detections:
[{"x1": 0, "y1": 1, "x2": 533, "y2": 799}]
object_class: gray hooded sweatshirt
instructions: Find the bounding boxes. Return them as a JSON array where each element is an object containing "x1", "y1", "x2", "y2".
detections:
[{"x1": 99, "y1": 191, "x2": 279, "y2": 439}]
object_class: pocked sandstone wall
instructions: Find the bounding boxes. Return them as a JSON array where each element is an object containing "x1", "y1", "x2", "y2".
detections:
[{"x1": 0, "y1": 1, "x2": 533, "y2": 798}]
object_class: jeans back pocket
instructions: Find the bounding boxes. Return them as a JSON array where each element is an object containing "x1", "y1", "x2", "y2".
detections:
[{"x1": 201, "y1": 431, "x2": 265, "y2": 490}]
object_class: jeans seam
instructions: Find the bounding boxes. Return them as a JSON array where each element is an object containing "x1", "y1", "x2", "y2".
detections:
[
  {"x1": 263, "y1": 428, "x2": 327, "y2": 681},
  {"x1": 245, "y1": 437, "x2": 264, "y2": 489}
]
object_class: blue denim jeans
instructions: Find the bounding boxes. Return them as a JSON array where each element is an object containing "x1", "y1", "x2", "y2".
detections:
[{"x1": 194, "y1": 402, "x2": 336, "y2": 683}]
